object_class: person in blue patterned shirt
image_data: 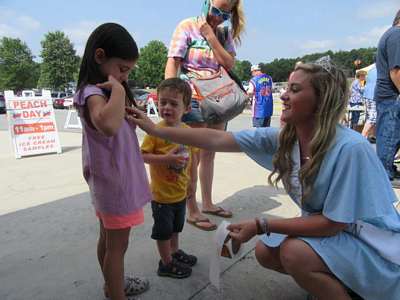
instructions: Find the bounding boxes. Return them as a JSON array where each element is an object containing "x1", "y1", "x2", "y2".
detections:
[{"x1": 248, "y1": 64, "x2": 274, "y2": 127}]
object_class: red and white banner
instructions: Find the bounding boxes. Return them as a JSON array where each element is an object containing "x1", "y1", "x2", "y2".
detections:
[{"x1": 5, "y1": 90, "x2": 62, "y2": 158}]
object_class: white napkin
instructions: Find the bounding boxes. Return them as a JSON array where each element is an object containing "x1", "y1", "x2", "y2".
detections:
[{"x1": 209, "y1": 220, "x2": 243, "y2": 290}]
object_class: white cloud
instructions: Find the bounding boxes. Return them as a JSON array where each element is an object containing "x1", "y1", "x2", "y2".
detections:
[
  {"x1": 0, "y1": 9, "x2": 15, "y2": 20},
  {"x1": 300, "y1": 40, "x2": 335, "y2": 51},
  {"x1": 345, "y1": 25, "x2": 389, "y2": 47},
  {"x1": 64, "y1": 21, "x2": 99, "y2": 44},
  {"x1": 63, "y1": 21, "x2": 144, "y2": 56},
  {"x1": 296, "y1": 24, "x2": 390, "y2": 57},
  {"x1": 356, "y1": 0, "x2": 398, "y2": 20},
  {"x1": 0, "y1": 23, "x2": 20, "y2": 38},
  {"x1": 18, "y1": 16, "x2": 41, "y2": 31},
  {"x1": 64, "y1": 21, "x2": 100, "y2": 56},
  {"x1": 0, "y1": 7, "x2": 40, "y2": 38}
]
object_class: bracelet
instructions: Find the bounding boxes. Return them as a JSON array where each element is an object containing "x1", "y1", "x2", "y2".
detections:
[
  {"x1": 257, "y1": 217, "x2": 271, "y2": 236},
  {"x1": 255, "y1": 218, "x2": 263, "y2": 235}
]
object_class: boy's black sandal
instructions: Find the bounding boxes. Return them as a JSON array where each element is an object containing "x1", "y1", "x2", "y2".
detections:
[
  {"x1": 157, "y1": 259, "x2": 192, "y2": 279},
  {"x1": 172, "y1": 249, "x2": 197, "y2": 267}
]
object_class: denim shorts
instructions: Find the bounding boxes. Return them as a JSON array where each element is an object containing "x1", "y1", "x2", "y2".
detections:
[
  {"x1": 151, "y1": 200, "x2": 186, "y2": 240},
  {"x1": 182, "y1": 99, "x2": 205, "y2": 124},
  {"x1": 252, "y1": 117, "x2": 271, "y2": 127}
]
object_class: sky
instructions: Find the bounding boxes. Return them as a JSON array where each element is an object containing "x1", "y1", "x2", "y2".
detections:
[{"x1": 0, "y1": 0, "x2": 397, "y2": 64}]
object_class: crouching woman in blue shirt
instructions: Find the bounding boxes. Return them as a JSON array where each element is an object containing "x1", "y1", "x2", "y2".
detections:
[{"x1": 127, "y1": 60, "x2": 400, "y2": 300}]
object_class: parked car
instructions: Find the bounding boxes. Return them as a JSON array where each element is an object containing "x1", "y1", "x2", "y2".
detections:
[
  {"x1": 131, "y1": 89, "x2": 158, "y2": 111},
  {"x1": 131, "y1": 88, "x2": 150, "y2": 110},
  {"x1": 242, "y1": 81, "x2": 250, "y2": 92},
  {"x1": 0, "y1": 94, "x2": 5, "y2": 114},
  {"x1": 272, "y1": 82, "x2": 287, "y2": 94},
  {"x1": 22, "y1": 90, "x2": 35, "y2": 97},
  {"x1": 63, "y1": 96, "x2": 74, "y2": 108},
  {"x1": 52, "y1": 92, "x2": 72, "y2": 109}
]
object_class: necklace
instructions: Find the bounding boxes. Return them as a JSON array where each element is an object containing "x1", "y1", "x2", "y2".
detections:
[{"x1": 301, "y1": 156, "x2": 311, "y2": 161}]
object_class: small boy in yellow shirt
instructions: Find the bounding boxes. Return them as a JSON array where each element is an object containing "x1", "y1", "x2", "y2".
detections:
[{"x1": 141, "y1": 78, "x2": 197, "y2": 279}]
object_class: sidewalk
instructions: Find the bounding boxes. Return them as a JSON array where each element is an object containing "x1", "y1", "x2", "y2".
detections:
[{"x1": 0, "y1": 129, "x2": 307, "y2": 300}]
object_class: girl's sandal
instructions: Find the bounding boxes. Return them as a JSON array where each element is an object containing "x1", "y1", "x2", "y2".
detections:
[
  {"x1": 104, "y1": 276, "x2": 149, "y2": 299},
  {"x1": 125, "y1": 276, "x2": 150, "y2": 296}
]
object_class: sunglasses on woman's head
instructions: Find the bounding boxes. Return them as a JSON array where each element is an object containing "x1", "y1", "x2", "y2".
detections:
[{"x1": 210, "y1": 4, "x2": 231, "y2": 21}]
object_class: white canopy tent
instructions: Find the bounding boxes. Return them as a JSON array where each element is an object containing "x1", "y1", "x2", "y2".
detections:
[{"x1": 356, "y1": 63, "x2": 375, "y2": 74}]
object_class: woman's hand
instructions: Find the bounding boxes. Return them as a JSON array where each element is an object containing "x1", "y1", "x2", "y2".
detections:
[
  {"x1": 125, "y1": 106, "x2": 157, "y2": 135},
  {"x1": 196, "y1": 16, "x2": 234, "y2": 70},
  {"x1": 227, "y1": 219, "x2": 258, "y2": 243},
  {"x1": 96, "y1": 75, "x2": 124, "y2": 94},
  {"x1": 197, "y1": 16, "x2": 216, "y2": 41}
]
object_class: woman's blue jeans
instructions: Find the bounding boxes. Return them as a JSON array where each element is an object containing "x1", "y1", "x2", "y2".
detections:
[{"x1": 376, "y1": 99, "x2": 400, "y2": 179}]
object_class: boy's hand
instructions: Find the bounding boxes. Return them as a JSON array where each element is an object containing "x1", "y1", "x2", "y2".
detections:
[
  {"x1": 96, "y1": 75, "x2": 124, "y2": 94},
  {"x1": 165, "y1": 146, "x2": 188, "y2": 168},
  {"x1": 125, "y1": 106, "x2": 156, "y2": 134}
]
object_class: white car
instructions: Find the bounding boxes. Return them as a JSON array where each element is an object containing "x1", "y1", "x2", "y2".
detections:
[
  {"x1": 242, "y1": 81, "x2": 250, "y2": 92},
  {"x1": 63, "y1": 97, "x2": 74, "y2": 108}
]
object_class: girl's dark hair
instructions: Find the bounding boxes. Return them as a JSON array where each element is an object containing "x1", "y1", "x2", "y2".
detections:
[{"x1": 77, "y1": 23, "x2": 139, "y2": 106}]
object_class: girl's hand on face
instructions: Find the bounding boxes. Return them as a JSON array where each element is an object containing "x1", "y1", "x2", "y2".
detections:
[
  {"x1": 197, "y1": 16, "x2": 215, "y2": 40},
  {"x1": 125, "y1": 106, "x2": 156, "y2": 134},
  {"x1": 165, "y1": 146, "x2": 187, "y2": 167},
  {"x1": 227, "y1": 220, "x2": 257, "y2": 243},
  {"x1": 96, "y1": 75, "x2": 124, "y2": 93}
]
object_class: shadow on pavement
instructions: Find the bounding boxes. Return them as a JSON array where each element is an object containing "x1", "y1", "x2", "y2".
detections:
[
  {"x1": 62, "y1": 146, "x2": 82, "y2": 153},
  {"x1": 0, "y1": 185, "x2": 304, "y2": 300}
]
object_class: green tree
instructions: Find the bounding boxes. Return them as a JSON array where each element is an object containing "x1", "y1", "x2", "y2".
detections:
[
  {"x1": 232, "y1": 60, "x2": 252, "y2": 81},
  {"x1": 256, "y1": 47, "x2": 377, "y2": 82},
  {"x1": 0, "y1": 37, "x2": 39, "y2": 91},
  {"x1": 38, "y1": 31, "x2": 79, "y2": 90},
  {"x1": 262, "y1": 58, "x2": 297, "y2": 82},
  {"x1": 130, "y1": 40, "x2": 168, "y2": 88}
]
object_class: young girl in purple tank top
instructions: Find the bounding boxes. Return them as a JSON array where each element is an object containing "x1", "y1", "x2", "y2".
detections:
[{"x1": 73, "y1": 23, "x2": 151, "y2": 300}]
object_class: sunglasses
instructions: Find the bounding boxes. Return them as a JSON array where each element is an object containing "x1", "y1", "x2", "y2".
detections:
[{"x1": 209, "y1": 3, "x2": 231, "y2": 21}]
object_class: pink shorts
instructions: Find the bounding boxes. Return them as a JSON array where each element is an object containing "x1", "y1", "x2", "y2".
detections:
[{"x1": 96, "y1": 208, "x2": 144, "y2": 229}]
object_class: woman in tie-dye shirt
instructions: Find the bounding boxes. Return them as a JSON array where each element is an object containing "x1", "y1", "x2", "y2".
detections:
[{"x1": 165, "y1": 0, "x2": 246, "y2": 231}]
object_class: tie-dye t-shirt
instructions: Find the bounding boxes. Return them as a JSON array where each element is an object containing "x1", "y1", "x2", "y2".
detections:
[{"x1": 168, "y1": 17, "x2": 236, "y2": 78}]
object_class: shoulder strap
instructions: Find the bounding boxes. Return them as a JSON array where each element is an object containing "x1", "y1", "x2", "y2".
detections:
[
  {"x1": 223, "y1": 26, "x2": 229, "y2": 43},
  {"x1": 217, "y1": 26, "x2": 229, "y2": 46}
]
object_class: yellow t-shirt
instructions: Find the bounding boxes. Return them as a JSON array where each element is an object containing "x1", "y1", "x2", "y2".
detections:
[{"x1": 141, "y1": 121, "x2": 197, "y2": 204}]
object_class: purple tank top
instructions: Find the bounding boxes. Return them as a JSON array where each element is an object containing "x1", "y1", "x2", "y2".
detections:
[{"x1": 74, "y1": 85, "x2": 151, "y2": 215}]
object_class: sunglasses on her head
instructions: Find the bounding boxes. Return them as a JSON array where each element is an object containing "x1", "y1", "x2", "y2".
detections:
[{"x1": 209, "y1": 1, "x2": 231, "y2": 21}]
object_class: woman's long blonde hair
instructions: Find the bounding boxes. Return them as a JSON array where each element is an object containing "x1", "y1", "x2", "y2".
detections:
[
  {"x1": 229, "y1": 0, "x2": 245, "y2": 44},
  {"x1": 268, "y1": 62, "x2": 349, "y2": 202}
]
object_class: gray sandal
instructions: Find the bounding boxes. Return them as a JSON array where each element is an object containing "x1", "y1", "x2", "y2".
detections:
[
  {"x1": 125, "y1": 276, "x2": 150, "y2": 296},
  {"x1": 104, "y1": 276, "x2": 149, "y2": 299}
]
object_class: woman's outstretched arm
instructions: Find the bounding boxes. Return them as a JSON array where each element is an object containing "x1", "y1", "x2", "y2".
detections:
[{"x1": 126, "y1": 107, "x2": 241, "y2": 152}]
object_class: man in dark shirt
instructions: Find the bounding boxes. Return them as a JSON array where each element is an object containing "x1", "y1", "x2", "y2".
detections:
[{"x1": 374, "y1": 10, "x2": 400, "y2": 187}]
